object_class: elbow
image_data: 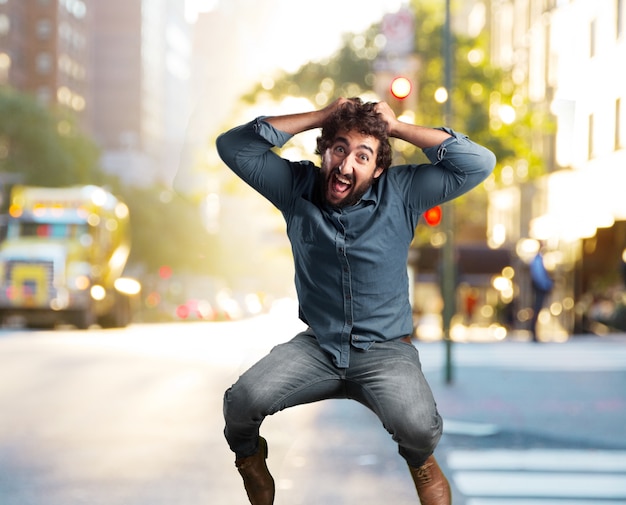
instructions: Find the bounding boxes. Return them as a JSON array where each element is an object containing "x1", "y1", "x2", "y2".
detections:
[
  {"x1": 215, "y1": 132, "x2": 231, "y2": 165},
  {"x1": 486, "y1": 148, "x2": 497, "y2": 174},
  {"x1": 478, "y1": 147, "x2": 497, "y2": 178},
  {"x1": 216, "y1": 132, "x2": 242, "y2": 177}
]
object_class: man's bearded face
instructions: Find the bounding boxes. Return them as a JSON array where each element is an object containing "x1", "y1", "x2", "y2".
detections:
[{"x1": 319, "y1": 129, "x2": 383, "y2": 208}]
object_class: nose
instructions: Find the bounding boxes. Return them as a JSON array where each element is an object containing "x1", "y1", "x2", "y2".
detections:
[{"x1": 338, "y1": 153, "x2": 356, "y2": 174}]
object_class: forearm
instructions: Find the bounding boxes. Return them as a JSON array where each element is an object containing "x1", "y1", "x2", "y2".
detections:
[
  {"x1": 264, "y1": 109, "x2": 328, "y2": 135},
  {"x1": 389, "y1": 121, "x2": 452, "y2": 149},
  {"x1": 373, "y1": 101, "x2": 451, "y2": 148},
  {"x1": 264, "y1": 97, "x2": 348, "y2": 135}
]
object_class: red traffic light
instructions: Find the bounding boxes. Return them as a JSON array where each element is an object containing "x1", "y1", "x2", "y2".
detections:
[
  {"x1": 390, "y1": 76, "x2": 412, "y2": 99},
  {"x1": 423, "y1": 206, "x2": 442, "y2": 226}
]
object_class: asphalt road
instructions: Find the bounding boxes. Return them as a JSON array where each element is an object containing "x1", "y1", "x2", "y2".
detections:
[{"x1": 1, "y1": 316, "x2": 625, "y2": 504}]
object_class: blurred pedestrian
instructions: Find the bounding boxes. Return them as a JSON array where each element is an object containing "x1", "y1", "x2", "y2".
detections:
[
  {"x1": 463, "y1": 285, "x2": 479, "y2": 324},
  {"x1": 529, "y1": 247, "x2": 554, "y2": 342},
  {"x1": 216, "y1": 97, "x2": 495, "y2": 504}
]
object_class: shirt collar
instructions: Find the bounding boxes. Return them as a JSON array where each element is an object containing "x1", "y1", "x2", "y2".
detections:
[{"x1": 360, "y1": 182, "x2": 379, "y2": 204}]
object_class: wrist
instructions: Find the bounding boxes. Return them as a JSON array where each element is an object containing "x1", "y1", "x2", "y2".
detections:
[{"x1": 388, "y1": 119, "x2": 409, "y2": 139}]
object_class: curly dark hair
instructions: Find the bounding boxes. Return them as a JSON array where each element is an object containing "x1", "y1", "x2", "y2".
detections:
[{"x1": 315, "y1": 97, "x2": 393, "y2": 170}]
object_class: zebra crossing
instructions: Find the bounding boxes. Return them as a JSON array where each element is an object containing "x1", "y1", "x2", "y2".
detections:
[
  {"x1": 446, "y1": 448, "x2": 626, "y2": 504},
  {"x1": 419, "y1": 338, "x2": 626, "y2": 503}
]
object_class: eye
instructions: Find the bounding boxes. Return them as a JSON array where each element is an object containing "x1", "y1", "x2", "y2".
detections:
[
  {"x1": 357, "y1": 153, "x2": 370, "y2": 163},
  {"x1": 333, "y1": 145, "x2": 346, "y2": 155}
]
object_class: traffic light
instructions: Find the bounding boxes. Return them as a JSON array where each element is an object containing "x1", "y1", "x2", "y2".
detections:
[
  {"x1": 423, "y1": 205, "x2": 442, "y2": 226},
  {"x1": 390, "y1": 76, "x2": 412, "y2": 99}
]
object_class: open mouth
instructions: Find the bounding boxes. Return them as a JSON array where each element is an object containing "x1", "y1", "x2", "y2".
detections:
[{"x1": 330, "y1": 172, "x2": 352, "y2": 197}]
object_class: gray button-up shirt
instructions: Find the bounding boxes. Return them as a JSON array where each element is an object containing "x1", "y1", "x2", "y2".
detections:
[{"x1": 217, "y1": 117, "x2": 495, "y2": 367}]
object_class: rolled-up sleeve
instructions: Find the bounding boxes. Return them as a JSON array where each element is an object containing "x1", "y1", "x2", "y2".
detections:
[
  {"x1": 424, "y1": 127, "x2": 495, "y2": 173},
  {"x1": 404, "y1": 128, "x2": 496, "y2": 211},
  {"x1": 216, "y1": 117, "x2": 296, "y2": 209},
  {"x1": 216, "y1": 117, "x2": 292, "y2": 169}
]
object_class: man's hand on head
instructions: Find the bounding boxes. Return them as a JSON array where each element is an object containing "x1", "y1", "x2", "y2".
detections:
[
  {"x1": 374, "y1": 102, "x2": 451, "y2": 148},
  {"x1": 373, "y1": 101, "x2": 399, "y2": 136},
  {"x1": 321, "y1": 97, "x2": 349, "y2": 118}
]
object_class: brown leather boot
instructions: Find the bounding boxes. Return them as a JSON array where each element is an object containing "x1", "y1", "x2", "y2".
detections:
[
  {"x1": 408, "y1": 455, "x2": 451, "y2": 504},
  {"x1": 235, "y1": 436, "x2": 275, "y2": 505}
]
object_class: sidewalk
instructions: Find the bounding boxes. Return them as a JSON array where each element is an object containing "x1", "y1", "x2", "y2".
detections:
[{"x1": 417, "y1": 334, "x2": 626, "y2": 449}]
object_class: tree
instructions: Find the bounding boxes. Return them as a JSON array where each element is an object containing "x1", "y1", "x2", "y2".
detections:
[{"x1": 0, "y1": 87, "x2": 102, "y2": 186}]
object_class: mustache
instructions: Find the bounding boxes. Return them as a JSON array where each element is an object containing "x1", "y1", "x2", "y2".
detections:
[{"x1": 330, "y1": 166, "x2": 353, "y2": 183}]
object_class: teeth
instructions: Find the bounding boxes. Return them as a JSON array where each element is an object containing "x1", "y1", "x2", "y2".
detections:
[{"x1": 335, "y1": 174, "x2": 351, "y2": 185}]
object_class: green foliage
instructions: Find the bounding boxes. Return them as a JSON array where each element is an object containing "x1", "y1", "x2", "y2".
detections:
[
  {"x1": 0, "y1": 87, "x2": 102, "y2": 186},
  {"x1": 405, "y1": 0, "x2": 551, "y2": 180},
  {"x1": 243, "y1": 26, "x2": 382, "y2": 107},
  {"x1": 113, "y1": 183, "x2": 219, "y2": 277}
]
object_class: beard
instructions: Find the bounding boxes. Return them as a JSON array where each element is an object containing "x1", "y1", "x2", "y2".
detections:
[{"x1": 316, "y1": 167, "x2": 376, "y2": 209}]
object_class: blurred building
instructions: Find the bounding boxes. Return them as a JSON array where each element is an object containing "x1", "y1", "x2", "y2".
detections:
[
  {"x1": 488, "y1": 0, "x2": 626, "y2": 336},
  {"x1": 0, "y1": 0, "x2": 92, "y2": 127},
  {"x1": 0, "y1": 0, "x2": 191, "y2": 188},
  {"x1": 91, "y1": 0, "x2": 192, "y2": 187}
]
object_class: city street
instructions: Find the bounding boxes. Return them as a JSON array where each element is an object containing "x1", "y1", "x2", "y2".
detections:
[{"x1": 0, "y1": 314, "x2": 625, "y2": 504}]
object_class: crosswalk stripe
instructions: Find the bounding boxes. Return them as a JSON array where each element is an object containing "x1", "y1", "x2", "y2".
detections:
[
  {"x1": 467, "y1": 500, "x2": 615, "y2": 505},
  {"x1": 454, "y1": 471, "x2": 626, "y2": 498},
  {"x1": 447, "y1": 449, "x2": 626, "y2": 502},
  {"x1": 443, "y1": 420, "x2": 500, "y2": 437},
  {"x1": 448, "y1": 449, "x2": 626, "y2": 472}
]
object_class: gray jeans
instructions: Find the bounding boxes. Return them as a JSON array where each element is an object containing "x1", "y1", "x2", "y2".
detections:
[{"x1": 223, "y1": 331, "x2": 443, "y2": 468}]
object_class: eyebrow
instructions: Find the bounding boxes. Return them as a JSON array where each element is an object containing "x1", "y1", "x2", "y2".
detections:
[{"x1": 335, "y1": 136, "x2": 375, "y2": 155}]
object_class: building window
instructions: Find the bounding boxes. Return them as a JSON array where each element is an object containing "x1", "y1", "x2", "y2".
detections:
[
  {"x1": 61, "y1": 0, "x2": 87, "y2": 19},
  {"x1": 0, "y1": 52, "x2": 10, "y2": 84},
  {"x1": 35, "y1": 52, "x2": 53, "y2": 74},
  {"x1": 590, "y1": 19, "x2": 596, "y2": 58},
  {"x1": 36, "y1": 19, "x2": 53, "y2": 40},
  {"x1": 0, "y1": 14, "x2": 9, "y2": 36},
  {"x1": 588, "y1": 113, "x2": 594, "y2": 160},
  {"x1": 617, "y1": 98, "x2": 623, "y2": 150},
  {"x1": 37, "y1": 86, "x2": 52, "y2": 105}
]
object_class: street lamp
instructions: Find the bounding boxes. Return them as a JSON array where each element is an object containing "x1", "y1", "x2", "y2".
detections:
[{"x1": 442, "y1": 0, "x2": 455, "y2": 385}]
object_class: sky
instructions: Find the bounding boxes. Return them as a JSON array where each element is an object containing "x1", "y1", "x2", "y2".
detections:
[
  {"x1": 185, "y1": 0, "x2": 406, "y2": 74},
  {"x1": 177, "y1": 0, "x2": 410, "y2": 188}
]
